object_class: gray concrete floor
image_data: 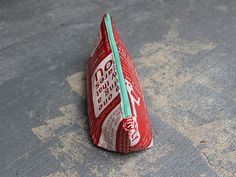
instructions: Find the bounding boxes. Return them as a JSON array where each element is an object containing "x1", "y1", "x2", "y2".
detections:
[{"x1": 0, "y1": 0, "x2": 236, "y2": 177}]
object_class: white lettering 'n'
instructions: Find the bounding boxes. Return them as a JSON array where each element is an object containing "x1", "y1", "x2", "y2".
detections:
[{"x1": 92, "y1": 53, "x2": 119, "y2": 117}]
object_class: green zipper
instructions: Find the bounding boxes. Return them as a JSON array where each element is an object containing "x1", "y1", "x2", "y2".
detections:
[{"x1": 105, "y1": 13, "x2": 132, "y2": 118}]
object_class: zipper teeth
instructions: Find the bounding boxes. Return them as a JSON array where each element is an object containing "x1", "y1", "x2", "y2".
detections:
[{"x1": 105, "y1": 14, "x2": 132, "y2": 118}]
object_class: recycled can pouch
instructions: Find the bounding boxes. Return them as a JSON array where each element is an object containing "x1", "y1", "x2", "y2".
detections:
[{"x1": 86, "y1": 14, "x2": 153, "y2": 153}]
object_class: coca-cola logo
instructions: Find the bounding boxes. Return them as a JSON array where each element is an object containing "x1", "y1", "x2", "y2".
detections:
[{"x1": 123, "y1": 117, "x2": 140, "y2": 146}]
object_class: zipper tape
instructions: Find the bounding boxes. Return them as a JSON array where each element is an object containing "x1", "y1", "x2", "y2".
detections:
[{"x1": 105, "y1": 13, "x2": 132, "y2": 118}]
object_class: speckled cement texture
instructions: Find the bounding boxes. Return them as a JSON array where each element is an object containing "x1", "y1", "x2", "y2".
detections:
[{"x1": 0, "y1": 0, "x2": 236, "y2": 177}]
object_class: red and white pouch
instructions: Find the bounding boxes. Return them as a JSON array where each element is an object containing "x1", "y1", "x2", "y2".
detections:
[{"x1": 86, "y1": 14, "x2": 153, "y2": 153}]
